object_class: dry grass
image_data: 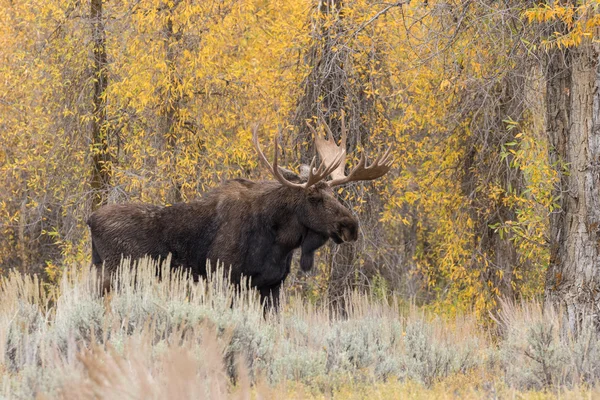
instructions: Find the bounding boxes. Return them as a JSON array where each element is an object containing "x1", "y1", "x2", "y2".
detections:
[{"x1": 0, "y1": 258, "x2": 598, "y2": 399}]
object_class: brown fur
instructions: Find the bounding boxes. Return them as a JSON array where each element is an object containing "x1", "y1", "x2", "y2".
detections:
[{"x1": 88, "y1": 177, "x2": 358, "y2": 309}]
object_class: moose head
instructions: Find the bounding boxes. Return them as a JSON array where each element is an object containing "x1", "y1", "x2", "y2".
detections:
[{"x1": 251, "y1": 115, "x2": 393, "y2": 270}]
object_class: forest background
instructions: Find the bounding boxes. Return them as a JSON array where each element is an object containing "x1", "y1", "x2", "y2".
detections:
[{"x1": 1, "y1": 0, "x2": 598, "y2": 321}]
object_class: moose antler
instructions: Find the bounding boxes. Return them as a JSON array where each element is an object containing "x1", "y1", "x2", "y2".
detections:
[
  {"x1": 252, "y1": 125, "x2": 345, "y2": 189},
  {"x1": 310, "y1": 113, "x2": 394, "y2": 187},
  {"x1": 306, "y1": 114, "x2": 347, "y2": 181},
  {"x1": 327, "y1": 147, "x2": 394, "y2": 187}
]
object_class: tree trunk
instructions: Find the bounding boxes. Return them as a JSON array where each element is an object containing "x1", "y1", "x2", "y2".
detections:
[
  {"x1": 162, "y1": 10, "x2": 183, "y2": 203},
  {"x1": 293, "y1": 0, "x2": 364, "y2": 311},
  {"x1": 90, "y1": 0, "x2": 110, "y2": 210},
  {"x1": 461, "y1": 73, "x2": 529, "y2": 304},
  {"x1": 292, "y1": 0, "x2": 398, "y2": 311},
  {"x1": 545, "y1": 40, "x2": 600, "y2": 330}
]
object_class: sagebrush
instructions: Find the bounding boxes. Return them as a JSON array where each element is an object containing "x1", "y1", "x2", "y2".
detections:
[{"x1": 0, "y1": 259, "x2": 598, "y2": 398}]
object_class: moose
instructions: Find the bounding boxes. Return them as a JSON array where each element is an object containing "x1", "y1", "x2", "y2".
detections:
[{"x1": 88, "y1": 118, "x2": 393, "y2": 309}]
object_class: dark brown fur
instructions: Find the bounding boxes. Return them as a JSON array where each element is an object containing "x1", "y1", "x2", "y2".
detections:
[{"x1": 88, "y1": 177, "x2": 358, "y2": 309}]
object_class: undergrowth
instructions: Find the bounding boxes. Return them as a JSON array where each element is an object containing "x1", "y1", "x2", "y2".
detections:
[{"x1": 0, "y1": 259, "x2": 598, "y2": 399}]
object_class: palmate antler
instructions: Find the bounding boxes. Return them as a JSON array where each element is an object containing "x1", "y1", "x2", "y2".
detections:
[
  {"x1": 253, "y1": 113, "x2": 393, "y2": 189},
  {"x1": 307, "y1": 113, "x2": 394, "y2": 187},
  {"x1": 252, "y1": 126, "x2": 345, "y2": 189}
]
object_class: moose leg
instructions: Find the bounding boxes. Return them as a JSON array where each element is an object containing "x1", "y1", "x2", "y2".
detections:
[
  {"x1": 259, "y1": 283, "x2": 281, "y2": 313},
  {"x1": 97, "y1": 255, "x2": 123, "y2": 294},
  {"x1": 90, "y1": 238, "x2": 118, "y2": 294},
  {"x1": 91, "y1": 239, "x2": 103, "y2": 266}
]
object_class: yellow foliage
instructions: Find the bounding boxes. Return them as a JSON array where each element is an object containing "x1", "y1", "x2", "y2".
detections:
[
  {"x1": 525, "y1": 1, "x2": 600, "y2": 48},
  {"x1": 0, "y1": 0, "x2": 553, "y2": 318}
]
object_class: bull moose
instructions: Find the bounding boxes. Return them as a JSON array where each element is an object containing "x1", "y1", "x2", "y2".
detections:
[{"x1": 88, "y1": 118, "x2": 393, "y2": 309}]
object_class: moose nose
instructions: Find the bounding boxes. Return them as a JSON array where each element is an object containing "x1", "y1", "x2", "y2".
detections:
[
  {"x1": 339, "y1": 222, "x2": 358, "y2": 242},
  {"x1": 342, "y1": 227, "x2": 357, "y2": 242}
]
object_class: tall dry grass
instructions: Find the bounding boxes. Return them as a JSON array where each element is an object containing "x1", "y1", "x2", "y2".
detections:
[{"x1": 0, "y1": 258, "x2": 598, "y2": 399}]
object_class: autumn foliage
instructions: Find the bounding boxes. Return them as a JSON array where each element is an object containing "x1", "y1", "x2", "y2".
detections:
[{"x1": 3, "y1": 0, "x2": 599, "y2": 318}]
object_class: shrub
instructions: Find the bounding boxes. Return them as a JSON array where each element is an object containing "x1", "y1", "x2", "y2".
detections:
[{"x1": 497, "y1": 300, "x2": 600, "y2": 389}]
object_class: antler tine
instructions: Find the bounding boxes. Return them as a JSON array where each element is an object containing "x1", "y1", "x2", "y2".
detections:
[
  {"x1": 305, "y1": 120, "x2": 321, "y2": 141},
  {"x1": 252, "y1": 125, "x2": 274, "y2": 171},
  {"x1": 328, "y1": 145, "x2": 394, "y2": 187},
  {"x1": 321, "y1": 115, "x2": 334, "y2": 140},
  {"x1": 304, "y1": 151, "x2": 345, "y2": 188},
  {"x1": 318, "y1": 113, "x2": 347, "y2": 149},
  {"x1": 371, "y1": 146, "x2": 394, "y2": 167},
  {"x1": 303, "y1": 157, "x2": 321, "y2": 188},
  {"x1": 253, "y1": 126, "x2": 306, "y2": 189},
  {"x1": 271, "y1": 134, "x2": 310, "y2": 189},
  {"x1": 340, "y1": 110, "x2": 347, "y2": 149}
]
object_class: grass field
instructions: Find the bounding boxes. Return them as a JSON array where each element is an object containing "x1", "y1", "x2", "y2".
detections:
[{"x1": 0, "y1": 259, "x2": 598, "y2": 399}]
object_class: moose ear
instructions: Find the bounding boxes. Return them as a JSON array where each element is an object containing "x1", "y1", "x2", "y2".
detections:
[
  {"x1": 298, "y1": 164, "x2": 311, "y2": 181},
  {"x1": 277, "y1": 167, "x2": 303, "y2": 183}
]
